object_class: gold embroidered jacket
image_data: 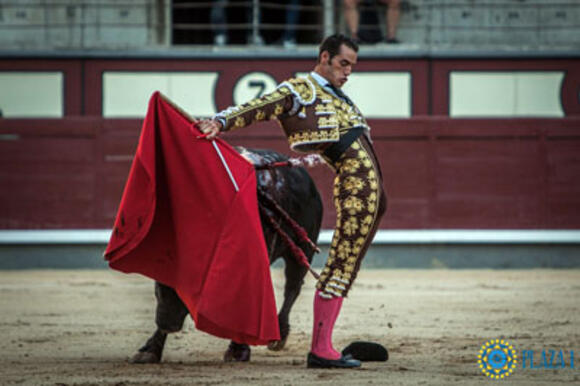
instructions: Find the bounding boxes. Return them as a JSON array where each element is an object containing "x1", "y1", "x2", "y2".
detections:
[{"x1": 215, "y1": 75, "x2": 369, "y2": 153}]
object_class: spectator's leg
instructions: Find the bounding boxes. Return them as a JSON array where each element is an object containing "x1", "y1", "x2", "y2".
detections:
[
  {"x1": 282, "y1": 0, "x2": 300, "y2": 46},
  {"x1": 343, "y1": 0, "x2": 361, "y2": 41},
  {"x1": 211, "y1": 0, "x2": 228, "y2": 45},
  {"x1": 383, "y1": 0, "x2": 400, "y2": 42}
]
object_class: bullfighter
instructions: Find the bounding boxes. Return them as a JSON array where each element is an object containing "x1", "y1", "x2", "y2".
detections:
[{"x1": 200, "y1": 34, "x2": 387, "y2": 369}]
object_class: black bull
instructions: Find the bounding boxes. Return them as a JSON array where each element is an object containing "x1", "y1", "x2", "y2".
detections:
[{"x1": 130, "y1": 148, "x2": 323, "y2": 364}]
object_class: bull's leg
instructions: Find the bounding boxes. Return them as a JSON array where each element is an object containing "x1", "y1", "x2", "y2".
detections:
[
  {"x1": 268, "y1": 260, "x2": 307, "y2": 351},
  {"x1": 130, "y1": 329, "x2": 167, "y2": 364},
  {"x1": 223, "y1": 341, "x2": 251, "y2": 362},
  {"x1": 130, "y1": 282, "x2": 189, "y2": 364}
]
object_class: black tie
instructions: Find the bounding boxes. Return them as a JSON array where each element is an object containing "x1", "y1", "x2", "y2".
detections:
[{"x1": 327, "y1": 84, "x2": 353, "y2": 106}]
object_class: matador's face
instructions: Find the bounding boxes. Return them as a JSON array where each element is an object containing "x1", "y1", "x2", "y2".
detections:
[{"x1": 320, "y1": 44, "x2": 358, "y2": 89}]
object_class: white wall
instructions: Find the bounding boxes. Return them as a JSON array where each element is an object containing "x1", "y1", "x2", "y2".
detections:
[
  {"x1": 102, "y1": 72, "x2": 219, "y2": 118},
  {"x1": 450, "y1": 71, "x2": 565, "y2": 117},
  {"x1": 0, "y1": 72, "x2": 63, "y2": 117}
]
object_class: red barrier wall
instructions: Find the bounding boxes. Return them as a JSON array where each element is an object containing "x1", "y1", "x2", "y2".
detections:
[{"x1": 2, "y1": 117, "x2": 579, "y2": 230}]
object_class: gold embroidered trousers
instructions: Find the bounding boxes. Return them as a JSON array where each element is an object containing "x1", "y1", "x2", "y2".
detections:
[{"x1": 317, "y1": 136, "x2": 387, "y2": 298}]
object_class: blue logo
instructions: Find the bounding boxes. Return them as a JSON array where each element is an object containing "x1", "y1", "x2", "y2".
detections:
[
  {"x1": 521, "y1": 349, "x2": 575, "y2": 369},
  {"x1": 477, "y1": 339, "x2": 518, "y2": 379}
]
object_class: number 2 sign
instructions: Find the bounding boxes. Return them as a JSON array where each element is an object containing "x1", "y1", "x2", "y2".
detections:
[{"x1": 233, "y1": 72, "x2": 278, "y2": 105}]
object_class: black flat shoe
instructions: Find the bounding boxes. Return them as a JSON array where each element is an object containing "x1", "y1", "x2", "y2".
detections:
[{"x1": 307, "y1": 352, "x2": 361, "y2": 369}]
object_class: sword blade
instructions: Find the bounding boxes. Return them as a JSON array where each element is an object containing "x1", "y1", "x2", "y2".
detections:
[{"x1": 212, "y1": 140, "x2": 239, "y2": 192}]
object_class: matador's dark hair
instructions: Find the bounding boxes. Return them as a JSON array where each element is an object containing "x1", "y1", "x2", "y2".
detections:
[{"x1": 318, "y1": 34, "x2": 359, "y2": 63}]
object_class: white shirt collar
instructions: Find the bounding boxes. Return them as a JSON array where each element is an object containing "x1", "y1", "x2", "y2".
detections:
[
  {"x1": 309, "y1": 71, "x2": 330, "y2": 88},
  {"x1": 309, "y1": 71, "x2": 346, "y2": 101}
]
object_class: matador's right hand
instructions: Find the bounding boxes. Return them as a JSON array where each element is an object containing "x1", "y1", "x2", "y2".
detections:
[{"x1": 198, "y1": 119, "x2": 222, "y2": 140}]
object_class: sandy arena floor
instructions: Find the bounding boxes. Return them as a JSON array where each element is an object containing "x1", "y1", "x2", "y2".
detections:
[{"x1": 1, "y1": 269, "x2": 579, "y2": 385}]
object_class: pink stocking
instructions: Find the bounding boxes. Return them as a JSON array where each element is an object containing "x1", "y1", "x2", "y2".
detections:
[{"x1": 310, "y1": 290, "x2": 344, "y2": 359}]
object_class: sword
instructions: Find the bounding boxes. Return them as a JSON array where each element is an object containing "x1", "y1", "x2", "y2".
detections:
[
  {"x1": 195, "y1": 124, "x2": 239, "y2": 192},
  {"x1": 211, "y1": 139, "x2": 239, "y2": 192}
]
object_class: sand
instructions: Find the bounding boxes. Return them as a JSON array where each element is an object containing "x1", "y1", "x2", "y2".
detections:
[{"x1": 1, "y1": 269, "x2": 579, "y2": 385}]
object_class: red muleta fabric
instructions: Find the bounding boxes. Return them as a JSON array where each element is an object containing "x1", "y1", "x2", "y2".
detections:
[{"x1": 104, "y1": 92, "x2": 280, "y2": 345}]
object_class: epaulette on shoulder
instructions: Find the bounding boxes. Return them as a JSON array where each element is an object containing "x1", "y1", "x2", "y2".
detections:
[{"x1": 277, "y1": 76, "x2": 316, "y2": 106}]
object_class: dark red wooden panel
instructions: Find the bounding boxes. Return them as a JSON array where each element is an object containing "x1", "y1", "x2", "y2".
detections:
[
  {"x1": 372, "y1": 138, "x2": 431, "y2": 228},
  {"x1": 545, "y1": 138, "x2": 580, "y2": 227},
  {"x1": 0, "y1": 120, "x2": 97, "y2": 228},
  {"x1": 2, "y1": 117, "x2": 580, "y2": 230},
  {"x1": 432, "y1": 138, "x2": 544, "y2": 228}
]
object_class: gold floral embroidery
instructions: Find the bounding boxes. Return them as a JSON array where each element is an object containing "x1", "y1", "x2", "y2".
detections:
[
  {"x1": 344, "y1": 176, "x2": 365, "y2": 195},
  {"x1": 255, "y1": 110, "x2": 265, "y2": 121},
  {"x1": 315, "y1": 103, "x2": 336, "y2": 113},
  {"x1": 234, "y1": 116, "x2": 246, "y2": 128},
  {"x1": 288, "y1": 129, "x2": 340, "y2": 147},
  {"x1": 337, "y1": 240, "x2": 352, "y2": 259},
  {"x1": 360, "y1": 224, "x2": 370, "y2": 235},
  {"x1": 347, "y1": 257, "x2": 358, "y2": 264},
  {"x1": 360, "y1": 215, "x2": 374, "y2": 235},
  {"x1": 340, "y1": 159, "x2": 360, "y2": 173},
  {"x1": 343, "y1": 196, "x2": 364, "y2": 215},
  {"x1": 333, "y1": 185, "x2": 340, "y2": 197},
  {"x1": 367, "y1": 191, "x2": 378, "y2": 213},
  {"x1": 343, "y1": 217, "x2": 359, "y2": 236},
  {"x1": 317, "y1": 116, "x2": 338, "y2": 127},
  {"x1": 332, "y1": 102, "x2": 367, "y2": 132},
  {"x1": 331, "y1": 237, "x2": 339, "y2": 248},
  {"x1": 287, "y1": 78, "x2": 314, "y2": 101},
  {"x1": 362, "y1": 215, "x2": 373, "y2": 226},
  {"x1": 318, "y1": 137, "x2": 383, "y2": 298},
  {"x1": 219, "y1": 86, "x2": 292, "y2": 131},
  {"x1": 274, "y1": 103, "x2": 284, "y2": 115}
]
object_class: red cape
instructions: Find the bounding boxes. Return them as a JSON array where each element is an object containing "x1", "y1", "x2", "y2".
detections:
[{"x1": 104, "y1": 92, "x2": 279, "y2": 345}]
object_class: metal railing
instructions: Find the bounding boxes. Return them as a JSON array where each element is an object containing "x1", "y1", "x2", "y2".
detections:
[{"x1": 0, "y1": 0, "x2": 578, "y2": 49}]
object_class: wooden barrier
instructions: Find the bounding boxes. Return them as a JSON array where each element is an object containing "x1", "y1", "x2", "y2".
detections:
[{"x1": 1, "y1": 117, "x2": 579, "y2": 229}]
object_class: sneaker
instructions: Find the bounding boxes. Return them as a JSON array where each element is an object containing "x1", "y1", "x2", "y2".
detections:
[
  {"x1": 214, "y1": 34, "x2": 226, "y2": 46},
  {"x1": 283, "y1": 38, "x2": 296, "y2": 49},
  {"x1": 248, "y1": 34, "x2": 264, "y2": 46},
  {"x1": 386, "y1": 37, "x2": 401, "y2": 44}
]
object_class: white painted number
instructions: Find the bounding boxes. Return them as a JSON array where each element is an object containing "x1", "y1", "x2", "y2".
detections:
[{"x1": 233, "y1": 72, "x2": 278, "y2": 105}]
